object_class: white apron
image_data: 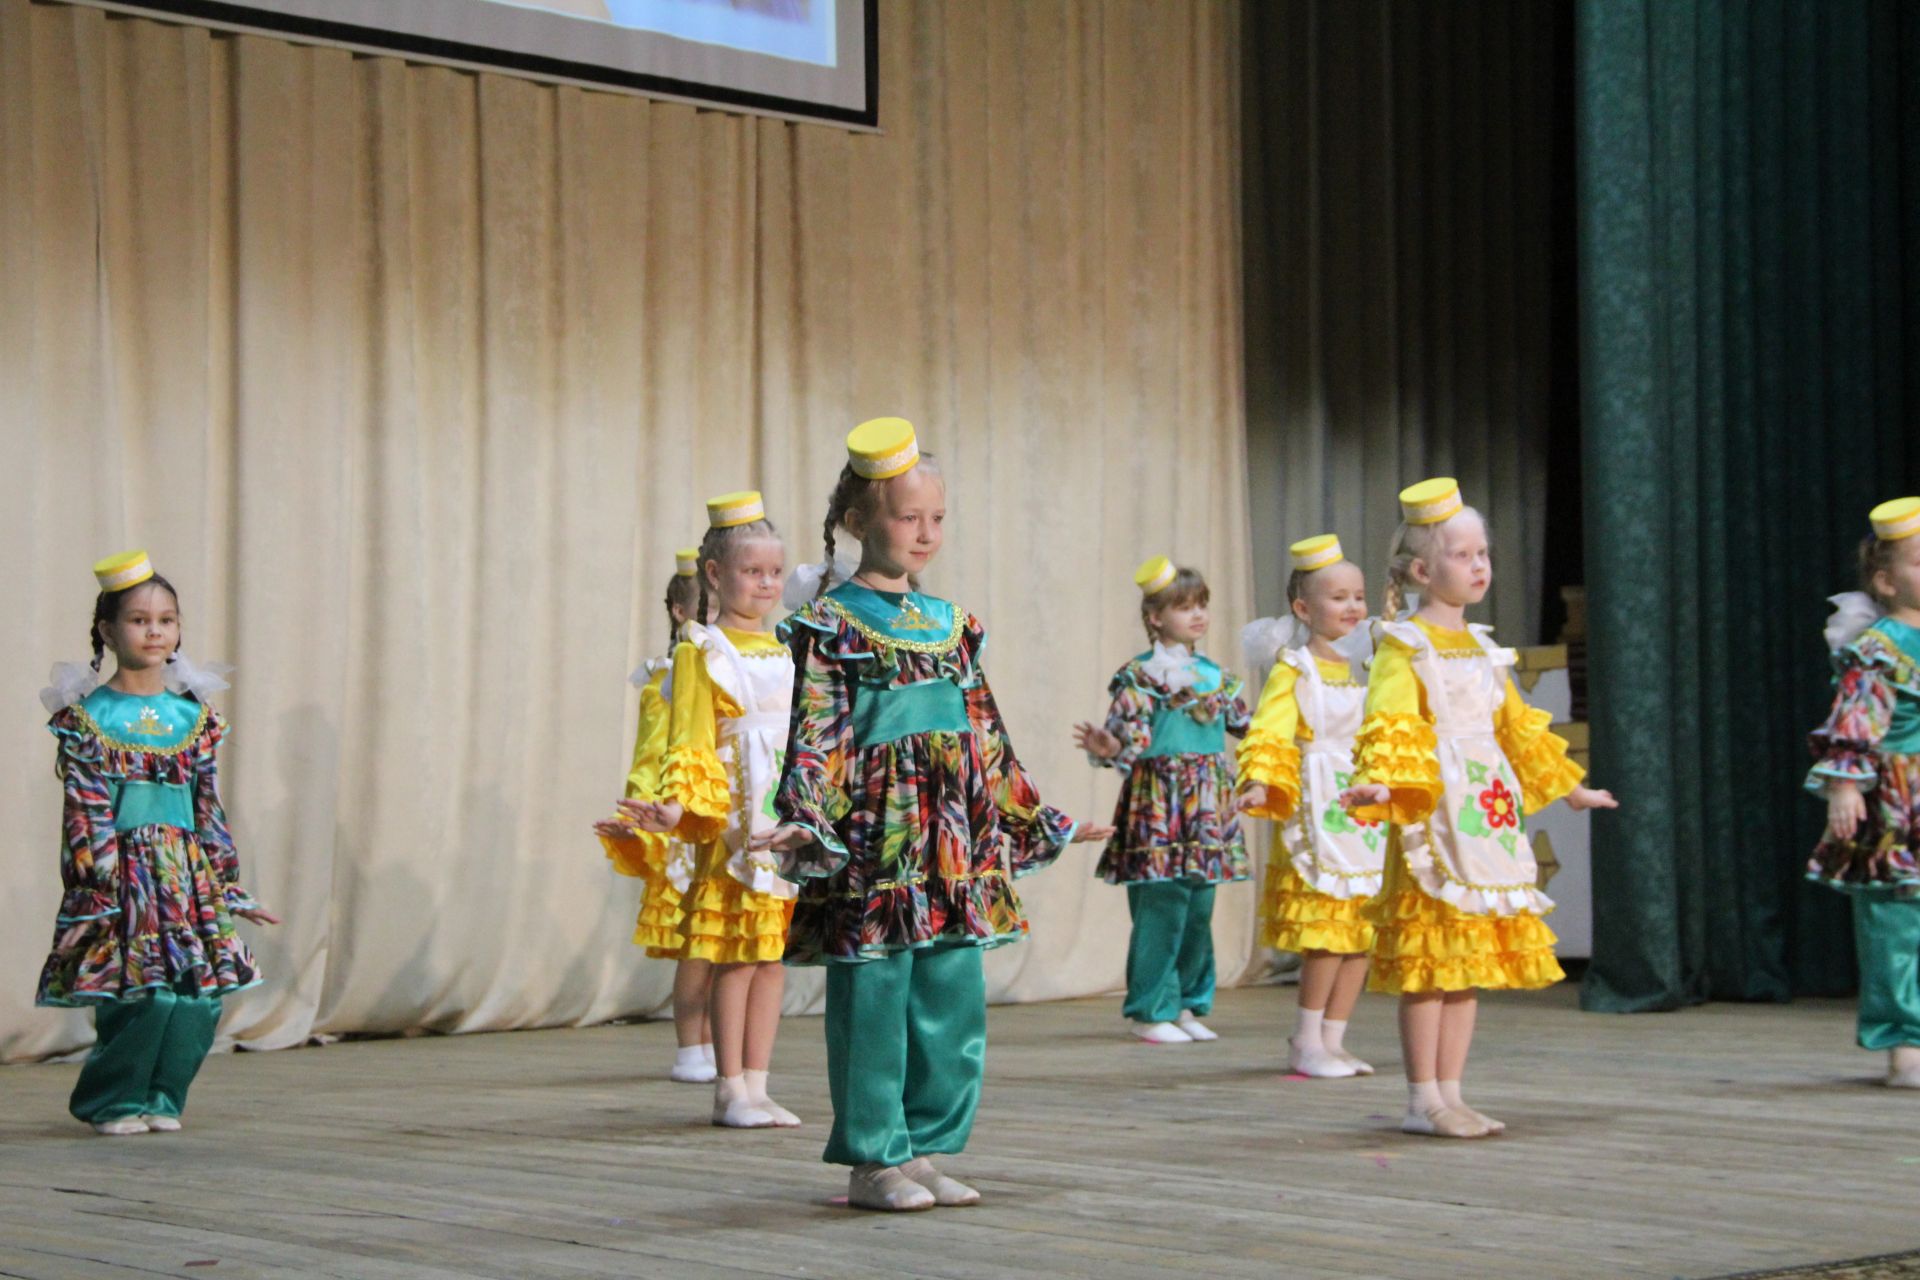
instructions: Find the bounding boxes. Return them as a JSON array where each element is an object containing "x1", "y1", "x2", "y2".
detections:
[
  {"x1": 1280, "y1": 648, "x2": 1386, "y2": 899},
  {"x1": 685, "y1": 623, "x2": 797, "y2": 901},
  {"x1": 1381, "y1": 619, "x2": 1553, "y2": 918}
]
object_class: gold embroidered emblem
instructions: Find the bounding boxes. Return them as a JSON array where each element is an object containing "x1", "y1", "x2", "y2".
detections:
[
  {"x1": 126, "y1": 705, "x2": 170, "y2": 737},
  {"x1": 891, "y1": 596, "x2": 943, "y2": 632}
]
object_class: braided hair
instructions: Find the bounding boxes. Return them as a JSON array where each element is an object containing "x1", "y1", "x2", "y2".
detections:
[
  {"x1": 1382, "y1": 507, "x2": 1486, "y2": 619},
  {"x1": 664, "y1": 569, "x2": 699, "y2": 652},
  {"x1": 1861, "y1": 533, "x2": 1903, "y2": 607},
  {"x1": 694, "y1": 518, "x2": 785, "y2": 626},
  {"x1": 88, "y1": 575, "x2": 181, "y2": 673},
  {"x1": 815, "y1": 453, "x2": 944, "y2": 598}
]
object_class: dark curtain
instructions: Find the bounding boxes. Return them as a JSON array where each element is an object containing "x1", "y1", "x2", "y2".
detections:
[
  {"x1": 1241, "y1": 0, "x2": 1569, "y2": 637},
  {"x1": 1576, "y1": 0, "x2": 1920, "y2": 1010}
]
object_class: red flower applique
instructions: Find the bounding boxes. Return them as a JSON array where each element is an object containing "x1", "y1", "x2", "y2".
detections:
[{"x1": 1479, "y1": 778, "x2": 1518, "y2": 830}]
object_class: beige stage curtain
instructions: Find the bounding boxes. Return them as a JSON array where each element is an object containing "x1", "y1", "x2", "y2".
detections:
[
  {"x1": 0, "y1": 0, "x2": 1249, "y2": 1061},
  {"x1": 1242, "y1": 0, "x2": 1563, "y2": 635}
]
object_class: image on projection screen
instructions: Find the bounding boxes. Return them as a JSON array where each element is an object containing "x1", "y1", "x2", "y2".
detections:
[{"x1": 68, "y1": 0, "x2": 877, "y2": 127}]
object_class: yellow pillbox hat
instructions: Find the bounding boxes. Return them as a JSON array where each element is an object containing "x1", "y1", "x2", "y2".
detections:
[
  {"x1": 1289, "y1": 534, "x2": 1343, "y2": 572},
  {"x1": 674, "y1": 547, "x2": 700, "y2": 576},
  {"x1": 1399, "y1": 477, "x2": 1464, "y2": 526},
  {"x1": 1870, "y1": 497, "x2": 1920, "y2": 542},
  {"x1": 707, "y1": 491, "x2": 766, "y2": 529},
  {"x1": 1134, "y1": 555, "x2": 1177, "y2": 595},
  {"x1": 93, "y1": 550, "x2": 155, "y2": 593},
  {"x1": 847, "y1": 417, "x2": 920, "y2": 480}
]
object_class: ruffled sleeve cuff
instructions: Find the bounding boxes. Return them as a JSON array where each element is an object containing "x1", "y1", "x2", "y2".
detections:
[
  {"x1": 662, "y1": 746, "x2": 730, "y2": 843},
  {"x1": 1497, "y1": 703, "x2": 1586, "y2": 814},
  {"x1": 55, "y1": 889, "x2": 120, "y2": 925},
  {"x1": 221, "y1": 884, "x2": 260, "y2": 914},
  {"x1": 1350, "y1": 712, "x2": 1442, "y2": 825},
  {"x1": 1005, "y1": 804, "x2": 1076, "y2": 879},
  {"x1": 1235, "y1": 734, "x2": 1301, "y2": 820},
  {"x1": 600, "y1": 825, "x2": 670, "y2": 880},
  {"x1": 774, "y1": 773, "x2": 854, "y2": 880},
  {"x1": 1806, "y1": 741, "x2": 1878, "y2": 793}
]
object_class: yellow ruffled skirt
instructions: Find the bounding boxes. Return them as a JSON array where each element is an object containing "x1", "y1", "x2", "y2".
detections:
[
  {"x1": 1363, "y1": 830, "x2": 1564, "y2": 994},
  {"x1": 677, "y1": 840, "x2": 793, "y2": 964},
  {"x1": 1260, "y1": 857, "x2": 1374, "y2": 954},
  {"x1": 600, "y1": 828, "x2": 692, "y2": 959}
]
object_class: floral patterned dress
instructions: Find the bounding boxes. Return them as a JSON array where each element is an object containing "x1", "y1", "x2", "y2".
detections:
[
  {"x1": 773, "y1": 582, "x2": 1075, "y2": 965},
  {"x1": 1806, "y1": 617, "x2": 1920, "y2": 892},
  {"x1": 36, "y1": 685, "x2": 261, "y2": 1007},
  {"x1": 1089, "y1": 645, "x2": 1250, "y2": 885},
  {"x1": 1348, "y1": 618, "x2": 1583, "y2": 993}
]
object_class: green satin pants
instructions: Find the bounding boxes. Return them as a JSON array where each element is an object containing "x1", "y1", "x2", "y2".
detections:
[{"x1": 822, "y1": 943, "x2": 986, "y2": 1167}]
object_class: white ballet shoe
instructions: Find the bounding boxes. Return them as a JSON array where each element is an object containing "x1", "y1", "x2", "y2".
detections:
[
  {"x1": 901, "y1": 1157, "x2": 981, "y2": 1206},
  {"x1": 1176, "y1": 1011, "x2": 1219, "y2": 1042},
  {"x1": 142, "y1": 1115, "x2": 182, "y2": 1132},
  {"x1": 671, "y1": 1045, "x2": 717, "y2": 1084},
  {"x1": 1287, "y1": 1035, "x2": 1358, "y2": 1078},
  {"x1": 1330, "y1": 1047, "x2": 1375, "y2": 1075},
  {"x1": 91, "y1": 1117, "x2": 149, "y2": 1136},
  {"x1": 848, "y1": 1163, "x2": 936, "y2": 1212},
  {"x1": 743, "y1": 1069, "x2": 801, "y2": 1127},
  {"x1": 1130, "y1": 1020, "x2": 1193, "y2": 1044},
  {"x1": 711, "y1": 1075, "x2": 776, "y2": 1128},
  {"x1": 1889, "y1": 1046, "x2": 1920, "y2": 1089},
  {"x1": 1400, "y1": 1105, "x2": 1489, "y2": 1138}
]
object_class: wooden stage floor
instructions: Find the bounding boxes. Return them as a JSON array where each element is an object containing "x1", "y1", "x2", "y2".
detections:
[{"x1": 2, "y1": 983, "x2": 1916, "y2": 1280}]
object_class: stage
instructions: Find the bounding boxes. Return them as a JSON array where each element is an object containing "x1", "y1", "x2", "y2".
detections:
[{"x1": 1, "y1": 984, "x2": 1913, "y2": 1280}]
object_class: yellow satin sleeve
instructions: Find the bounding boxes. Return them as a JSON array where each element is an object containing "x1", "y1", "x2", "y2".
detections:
[
  {"x1": 1348, "y1": 634, "x2": 1442, "y2": 825},
  {"x1": 624, "y1": 668, "x2": 670, "y2": 800},
  {"x1": 661, "y1": 640, "x2": 740, "y2": 844},
  {"x1": 1493, "y1": 675, "x2": 1585, "y2": 813},
  {"x1": 1237, "y1": 660, "x2": 1304, "y2": 820}
]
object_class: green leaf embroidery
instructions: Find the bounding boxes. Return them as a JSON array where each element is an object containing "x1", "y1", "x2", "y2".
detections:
[
  {"x1": 1335, "y1": 770, "x2": 1354, "y2": 789},
  {"x1": 1457, "y1": 799, "x2": 1491, "y2": 839},
  {"x1": 1498, "y1": 830, "x2": 1519, "y2": 859},
  {"x1": 1466, "y1": 759, "x2": 1490, "y2": 785},
  {"x1": 1321, "y1": 802, "x2": 1357, "y2": 835},
  {"x1": 1362, "y1": 828, "x2": 1381, "y2": 852},
  {"x1": 761, "y1": 749, "x2": 787, "y2": 821}
]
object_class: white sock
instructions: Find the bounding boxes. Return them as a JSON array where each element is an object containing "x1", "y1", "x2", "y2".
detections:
[
  {"x1": 1408, "y1": 1080, "x2": 1444, "y2": 1115},
  {"x1": 1322, "y1": 1018, "x2": 1349, "y2": 1054},
  {"x1": 1294, "y1": 1007, "x2": 1325, "y2": 1045},
  {"x1": 674, "y1": 1045, "x2": 707, "y2": 1071},
  {"x1": 699, "y1": 1042, "x2": 716, "y2": 1065}
]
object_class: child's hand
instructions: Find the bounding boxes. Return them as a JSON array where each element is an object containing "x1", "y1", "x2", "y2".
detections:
[
  {"x1": 1339, "y1": 783, "x2": 1389, "y2": 812},
  {"x1": 750, "y1": 825, "x2": 810, "y2": 853},
  {"x1": 1071, "y1": 823, "x2": 1116, "y2": 844},
  {"x1": 1827, "y1": 781, "x2": 1866, "y2": 842},
  {"x1": 1237, "y1": 786, "x2": 1272, "y2": 814},
  {"x1": 1567, "y1": 785, "x2": 1618, "y2": 812},
  {"x1": 1073, "y1": 722, "x2": 1122, "y2": 760},
  {"x1": 593, "y1": 817, "x2": 633, "y2": 839},
  {"x1": 236, "y1": 905, "x2": 282, "y2": 926},
  {"x1": 620, "y1": 799, "x2": 682, "y2": 833}
]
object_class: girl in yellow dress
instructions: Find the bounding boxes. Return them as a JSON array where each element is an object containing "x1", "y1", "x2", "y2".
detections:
[
  {"x1": 1238, "y1": 535, "x2": 1380, "y2": 1079},
  {"x1": 594, "y1": 549, "x2": 715, "y2": 1084},
  {"x1": 625, "y1": 493, "x2": 799, "y2": 1128},
  {"x1": 1340, "y1": 479, "x2": 1616, "y2": 1138}
]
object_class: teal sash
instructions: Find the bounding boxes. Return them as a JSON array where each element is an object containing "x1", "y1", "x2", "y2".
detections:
[
  {"x1": 1141, "y1": 707, "x2": 1226, "y2": 759},
  {"x1": 853, "y1": 679, "x2": 971, "y2": 748}
]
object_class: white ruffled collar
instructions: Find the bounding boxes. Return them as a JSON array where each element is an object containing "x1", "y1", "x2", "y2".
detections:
[
  {"x1": 1140, "y1": 640, "x2": 1201, "y2": 693},
  {"x1": 39, "y1": 652, "x2": 232, "y2": 715}
]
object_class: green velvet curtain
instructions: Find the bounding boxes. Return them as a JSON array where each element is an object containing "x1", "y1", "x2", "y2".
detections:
[{"x1": 1577, "y1": 0, "x2": 1920, "y2": 1010}]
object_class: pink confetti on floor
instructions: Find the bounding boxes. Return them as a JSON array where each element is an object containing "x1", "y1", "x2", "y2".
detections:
[
  {"x1": 1373, "y1": 1155, "x2": 1391, "y2": 1170},
  {"x1": 828, "y1": 1195, "x2": 849, "y2": 1206}
]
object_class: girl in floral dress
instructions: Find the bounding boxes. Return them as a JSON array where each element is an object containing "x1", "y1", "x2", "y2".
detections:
[
  {"x1": 757, "y1": 418, "x2": 1112, "y2": 1212},
  {"x1": 1339, "y1": 481, "x2": 1615, "y2": 1139},
  {"x1": 1074, "y1": 557, "x2": 1250, "y2": 1046},
  {"x1": 1805, "y1": 497, "x2": 1920, "y2": 1087},
  {"x1": 1238, "y1": 535, "x2": 1381, "y2": 1079},
  {"x1": 594, "y1": 548, "x2": 715, "y2": 1084},
  {"x1": 36, "y1": 551, "x2": 278, "y2": 1135}
]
